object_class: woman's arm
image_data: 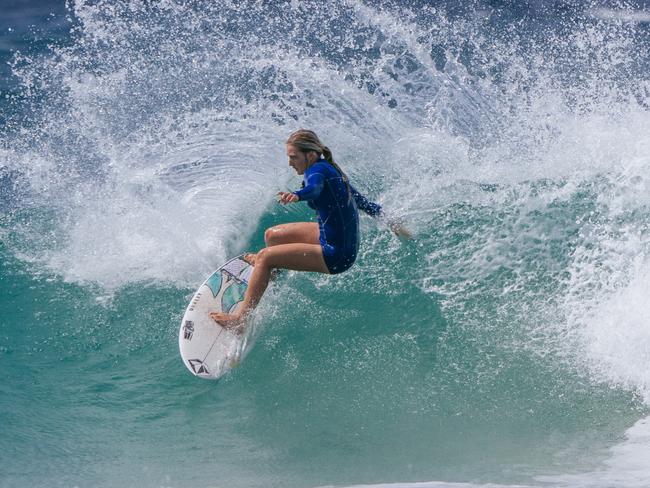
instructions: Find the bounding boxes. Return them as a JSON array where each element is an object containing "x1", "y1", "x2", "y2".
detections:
[
  {"x1": 292, "y1": 172, "x2": 325, "y2": 201},
  {"x1": 351, "y1": 185, "x2": 413, "y2": 239},
  {"x1": 350, "y1": 185, "x2": 382, "y2": 217}
]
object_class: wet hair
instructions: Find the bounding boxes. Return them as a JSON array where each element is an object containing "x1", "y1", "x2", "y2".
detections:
[{"x1": 286, "y1": 129, "x2": 351, "y2": 200}]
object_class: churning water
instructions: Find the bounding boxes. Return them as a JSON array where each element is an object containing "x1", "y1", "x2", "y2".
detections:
[{"x1": 2, "y1": 1, "x2": 650, "y2": 487}]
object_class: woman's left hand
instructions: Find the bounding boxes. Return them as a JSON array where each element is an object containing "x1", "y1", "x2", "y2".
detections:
[
  {"x1": 277, "y1": 191, "x2": 299, "y2": 204},
  {"x1": 383, "y1": 216, "x2": 413, "y2": 240},
  {"x1": 389, "y1": 222, "x2": 413, "y2": 240}
]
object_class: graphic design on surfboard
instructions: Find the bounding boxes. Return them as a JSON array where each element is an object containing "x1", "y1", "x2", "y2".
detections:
[{"x1": 178, "y1": 254, "x2": 254, "y2": 379}]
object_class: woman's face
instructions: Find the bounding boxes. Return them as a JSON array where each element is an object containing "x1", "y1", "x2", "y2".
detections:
[{"x1": 286, "y1": 144, "x2": 316, "y2": 175}]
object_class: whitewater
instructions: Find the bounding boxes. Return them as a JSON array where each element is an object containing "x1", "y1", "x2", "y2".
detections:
[{"x1": 1, "y1": 1, "x2": 650, "y2": 487}]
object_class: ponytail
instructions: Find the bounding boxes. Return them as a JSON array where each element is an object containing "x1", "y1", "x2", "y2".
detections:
[{"x1": 322, "y1": 145, "x2": 334, "y2": 164}]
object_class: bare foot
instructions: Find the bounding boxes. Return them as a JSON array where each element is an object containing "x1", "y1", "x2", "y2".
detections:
[
  {"x1": 243, "y1": 252, "x2": 281, "y2": 280},
  {"x1": 210, "y1": 312, "x2": 246, "y2": 335},
  {"x1": 243, "y1": 253, "x2": 257, "y2": 266}
]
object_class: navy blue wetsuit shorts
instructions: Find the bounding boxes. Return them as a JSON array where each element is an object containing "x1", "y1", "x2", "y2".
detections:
[{"x1": 292, "y1": 160, "x2": 382, "y2": 275}]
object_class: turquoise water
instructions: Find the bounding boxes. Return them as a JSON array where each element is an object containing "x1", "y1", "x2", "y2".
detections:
[
  {"x1": 2, "y1": 1, "x2": 650, "y2": 487},
  {"x1": 2, "y1": 230, "x2": 644, "y2": 487}
]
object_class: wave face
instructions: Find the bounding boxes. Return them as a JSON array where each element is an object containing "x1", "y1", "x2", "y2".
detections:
[{"x1": 1, "y1": 1, "x2": 650, "y2": 487}]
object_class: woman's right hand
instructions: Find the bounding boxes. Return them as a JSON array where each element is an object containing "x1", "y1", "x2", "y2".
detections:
[{"x1": 277, "y1": 192, "x2": 299, "y2": 204}]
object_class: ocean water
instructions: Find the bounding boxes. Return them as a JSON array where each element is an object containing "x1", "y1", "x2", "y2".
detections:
[{"x1": 2, "y1": 1, "x2": 650, "y2": 487}]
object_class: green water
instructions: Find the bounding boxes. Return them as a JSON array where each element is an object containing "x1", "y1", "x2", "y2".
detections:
[
  {"x1": 1, "y1": 203, "x2": 645, "y2": 488},
  {"x1": 2, "y1": 1, "x2": 650, "y2": 486}
]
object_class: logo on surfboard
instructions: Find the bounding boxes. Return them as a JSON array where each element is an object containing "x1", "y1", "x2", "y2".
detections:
[
  {"x1": 188, "y1": 359, "x2": 210, "y2": 376},
  {"x1": 182, "y1": 320, "x2": 195, "y2": 340}
]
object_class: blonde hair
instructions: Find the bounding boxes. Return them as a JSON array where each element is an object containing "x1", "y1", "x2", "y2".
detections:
[{"x1": 286, "y1": 129, "x2": 351, "y2": 200}]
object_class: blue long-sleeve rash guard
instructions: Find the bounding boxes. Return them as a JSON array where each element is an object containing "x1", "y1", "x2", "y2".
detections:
[{"x1": 292, "y1": 159, "x2": 382, "y2": 274}]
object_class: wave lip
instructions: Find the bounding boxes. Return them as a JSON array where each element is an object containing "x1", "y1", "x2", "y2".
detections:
[{"x1": 590, "y1": 8, "x2": 650, "y2": 23}]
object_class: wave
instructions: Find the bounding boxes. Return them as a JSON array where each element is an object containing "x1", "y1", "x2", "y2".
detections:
[{"x1": 1, "y1": 2, "x2": 650, "y2": 485}]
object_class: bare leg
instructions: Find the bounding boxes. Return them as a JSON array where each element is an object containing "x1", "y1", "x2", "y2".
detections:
[
  {"x1": 210, "y1": 242, "x2": 329, "y2": 330},
  {"x1": 264, "y1": 222, "x2": 320, "y2": 247},
  {"x1": 243, "y1": 252, "x2": 281, "y2": 281},
  {"x1": 242, "y1": 222, "x2": 320, "y2": 266}
]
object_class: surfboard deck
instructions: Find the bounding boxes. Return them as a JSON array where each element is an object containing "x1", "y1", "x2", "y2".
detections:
[{"x1": 179, "y1": 254, "x2": 254, "y2": 380}]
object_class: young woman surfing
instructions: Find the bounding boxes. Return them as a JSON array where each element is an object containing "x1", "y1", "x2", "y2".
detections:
[{"x1": 210, "y1": 129, "x2": 408, "y2": 330}]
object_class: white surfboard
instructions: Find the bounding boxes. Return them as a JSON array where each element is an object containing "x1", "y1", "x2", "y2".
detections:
[{"x1": 179, "y1": 254, "x2": 254, "y2": 380}]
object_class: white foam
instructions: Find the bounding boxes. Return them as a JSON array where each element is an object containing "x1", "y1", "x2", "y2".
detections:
[
  {"x1": 566, "y1": 254, "x2": 650, "y2": 403},
  {"x1": 317, "y1": 482, "x2": 533, "y2": 488},
  {"x1": 539, "y1": 416, "x2": 650, "y2": 488},
  {"x1": 46, "y1": 120, "x2": 285, "y2": 289},
  {"x1": 591, "y1": 8, "x2": 650, "y2": 24}
]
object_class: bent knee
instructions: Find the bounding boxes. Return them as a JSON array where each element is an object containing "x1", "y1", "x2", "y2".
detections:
[
  {"x1": 255, "y1": 247, "x2": 273, "y2": 267},
  {"x1": 264, "y1": 227, "x2": 280, "y2": 247}
]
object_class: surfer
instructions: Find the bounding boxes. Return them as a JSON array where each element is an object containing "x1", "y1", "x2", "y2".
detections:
[{"x1": 210, "y1": 129, "x2": 409, "y2": 330}]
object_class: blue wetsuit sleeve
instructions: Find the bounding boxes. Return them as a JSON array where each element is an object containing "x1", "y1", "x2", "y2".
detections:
[
  {"x1": 293, "y1": 170, "x2": 325, "y2": 201},
  {"x1": 350, "y1": 184, "x2": 383, "y2": 217}
]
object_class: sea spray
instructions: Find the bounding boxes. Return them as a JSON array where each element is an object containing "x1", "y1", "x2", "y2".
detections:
[{"x1": 2, "y1": 1, "x2": 650, "y2": 487}]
